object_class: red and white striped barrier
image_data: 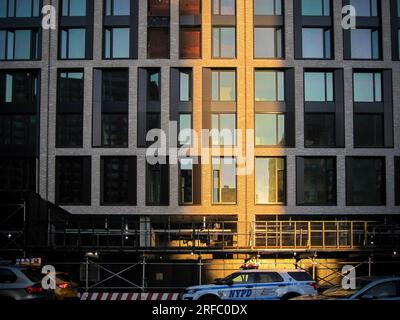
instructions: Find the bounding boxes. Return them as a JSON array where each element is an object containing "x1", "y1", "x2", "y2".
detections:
[{"x1": 79, "y1": 292, "x2": 180, "y2": 301}]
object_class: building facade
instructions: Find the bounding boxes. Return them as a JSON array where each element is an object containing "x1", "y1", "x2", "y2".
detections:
[{"x1": 1, "y1": 0, "x2": 400, "y2": 261}]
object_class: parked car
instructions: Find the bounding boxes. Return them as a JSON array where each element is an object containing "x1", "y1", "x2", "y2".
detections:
[
  {"x1": 54, "y1": 272, "x2": 79, "y2": 300},
  {"x1": 0, "y1": 265, "x2": 55, "y2": 300},
  {"x1": 293, "y1": 276, "x2": 400, "y2": 300},
  {"x1": 181, "y1": 269, "x2": 318, "y2": 300}
]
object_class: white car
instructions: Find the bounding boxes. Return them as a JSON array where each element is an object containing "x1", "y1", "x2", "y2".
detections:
[{"x1": 181, "y1": 269, "x2": 318, "y2": 301}]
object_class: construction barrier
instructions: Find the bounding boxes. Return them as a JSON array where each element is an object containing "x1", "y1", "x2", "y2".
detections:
[{"x1": 79, "y1": 292, "x2": 180, "y2": 301}]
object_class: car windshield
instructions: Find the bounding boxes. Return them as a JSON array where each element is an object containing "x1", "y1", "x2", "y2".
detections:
[
  {"x1": 215, "y1": 272, "x2": 254, "y2": 285},
  {"x1": 21, "y1": 269, "x2": 43, "y2": 283},
  {"x1": 322, "y1": 279, "x2": 373, "y2": 298}
]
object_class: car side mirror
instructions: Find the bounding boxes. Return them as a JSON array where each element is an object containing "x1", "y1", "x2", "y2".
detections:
[{"x1": 360, "y1": 294, "x2": 374, "y2": 300}]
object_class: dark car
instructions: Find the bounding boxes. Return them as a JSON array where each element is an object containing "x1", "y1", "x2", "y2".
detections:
[
  {"x1": 0, "y1": 266, "x2": 55, "y2": 301},
  {"x1": 293, "y1": 276, "x2": 400, "y2": 300}
]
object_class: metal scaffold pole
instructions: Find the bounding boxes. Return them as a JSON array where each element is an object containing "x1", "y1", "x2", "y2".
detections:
[{"x1": 142, "y1": 255, "x2": 146, "y2": 292}]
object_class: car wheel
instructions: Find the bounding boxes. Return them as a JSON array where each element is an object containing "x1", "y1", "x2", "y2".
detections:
[
  {"x1": 281, "y1": 293, "x2": 301, "y2": 300},
  {"x1": 199, "y1": 294, "x2": 220, "y2": 301}
]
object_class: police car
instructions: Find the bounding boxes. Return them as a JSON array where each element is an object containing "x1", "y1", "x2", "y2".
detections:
[{"x1": 181, "y1": 270, "x2": 318, "y2": 301}]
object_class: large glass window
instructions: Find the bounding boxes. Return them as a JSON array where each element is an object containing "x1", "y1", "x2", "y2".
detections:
[
  {"x1": 1, "y1": 71, "x2": 38, "y2": 104},
  {"x1": 180, "y1": 0, "x2": 201, "y2": 16},
  {"x1": 0, "y1": 0, "x2": 40, "y2": 17},
  {"x1": 213, "y1": 0, "x2": 235, "y2": 15},
  {"x1": 101, "y1": 114, "x2": 128, "y2": 147},
  {"x1": 58, "y1": 71, "x2": 84, "y2": 105},
  {"x1": 148, "y1": 69, "x2": 161, "y2": 101},
  {"x1": 0, "y1": 115, "x2": 37, "y2": 146},
  {"x1": 212, "y1": 70, "x2": 236, "y2": 101},
  {"x1": 350, "y1": 29, "x2": 380, "y2": 59},
  {"x1": 105, "y1": 27, "x2": 130, "y2": 59},
  {"x1": 213, "y1": 27, "x2": 236, "y2": 58},
  {"x1": 305, "y1": 114, "x2": 335, "y2": 147},
  {"x1": 301, "y1": 0, "x2": 330, "y2": 16},
  {"x1": 56, "y1": 114, "x2": 83, "y2": 148},
  {"x1": 180, "y1": 70, "x2": 191, "y2": 101},
  {"x1": 254, "y1": 27, "x2": 282, "y2": 58},
  {"x1": 349, "y1": 0, "x2": 378, "y2": 16},
  {"x1": 180, "y1": 27, "x2": 201, "y2": 59},
  {"x1": 102, "y1": 69, "x2": 129, "y2": 103},
  {"x1": 62, "y1": 0, "x2": 86, "y2": 16},
  {"x1": 347, "y1": 157, "x2": 385, "y2": 205},
  {"x1": 56, "y1": 156, "x2": 91, "y2": 205},
  {"x1": 304, "y1": 72, "x2": 333, "y2": 102},
  {"x1": 60, "y1": 28, "x2": 86, "y2": 59},
  {"x1": 146, "y1": 162, "x2": 169, "y2": 206},
  {"x1": 255, "y1": 70, "x2": 284, "y2": 101},
  {"x1": 255, "y1": 113, "x2": 285, "y2": 146},
  {"x1": 147, "y1": 27, "x2": 170, "y2": 59},
  {"x1": 211, "y1": 113, "x2": 236, "y2": 146},
  {"x1": 0, "y1": 158, "x2": 36, "y2": 192},
  {"x1": 255, "y1": 157, "x2": 285, "y2": 204},
  {"x1": 353, "y1": 72, "x2": 382, "y2": 102},
  {"x1": 0, "y1": 29, "x2": 39, "y2": 60},
  {"x1": 354, "y1": 114, "x2": 383, "y2": 147},
  {"x1": 101, "y1": 157, "x2": 135, "y2": 205},
  {"x1": 179, "y1": 113, "x2": 192, "y2": 146},
  {"x1": 300, "y1": 157, "x2": 336, "y2": 205},
  {"x1": 302, "y1": 28, "x2": 331, "y2": 59},
  {"x1": 105, "y1": 0, "x2": 130, "y2": 16},
  {"x1": 212, "y1": 157, "x2": 237, "y2": 204},
  {"x1": 254, "y1": 0, "x2": 282, "y2": 15},
  {"x1": 179, "y1": 158, "x2": 193, "y2": 204}
]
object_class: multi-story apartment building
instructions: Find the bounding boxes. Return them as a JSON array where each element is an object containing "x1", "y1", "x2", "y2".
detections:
[{"x1": 1, "y1": 0, "x2": 400, "y2": 284}]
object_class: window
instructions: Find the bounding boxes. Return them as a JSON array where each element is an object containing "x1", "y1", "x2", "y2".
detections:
[
  {"x1": 0, "y1": 0, "x2": 40, "y2": 17},
  {"x1": 102, "y1": 114, "x2": 128, "y2": 147},
  {"x1": 346, "y1": 157, "x2": 385, "y2": 205},
  {"x1": 101, "y1": 157, "x2": 136, "y2": 205},
  {"x1": 1, "y1": 71, "x2": 38, "y2": 104},
  {"x1": 353, "y1": 72, "x2": 382, "y2": 102},
  {"x1": 213, "y1": 0, "x2": 235, "y2": 15},
  {"x1": 361, "y1": 281, "x2": 400, "y2": 299},
  {"x1": 212, "y1": 27, "x2": 236, "y2": 58},
  {"x1": 105, "y1": 27, "x2": 130, "y2": 59},
  {"x1": 304, "y1": 72, "x2": 333, "y2": 101},
  {"x1": 305, "y1": 114, "x2": 335, "y2": 147},
  {"x1": 301, "y1": 0, "x2": 330, "y2": 16},
  {"x1": 62, "y1": 0, "x2": 86, "y2": 16},
  {"x1": 0, "y1": 158, "x2": 36, "y2": 192},
  {"x1": 180, "y1": 27, "x2": 201, "y2": 59},
  {"x1": 350, "y1": 29, "x2": 380, "y2": 59},
  {"x1": 212, "y1": 157, "x2": 236, "y2": 204},
  {"x1": 212, "y1": 70, "x2": 236, "y2": 101},
  {"x1": 60, "y1": 28, "x2": 86, "y2": 59},
  {"x1": 255, "y1": 157, "x2": 285, "y2": 204},
  {"x1": 147, "y1": 27, "x2": 170, "y2": 59},
  {"x1": 255, "y1": 272, "x2": 284, "y2": 283},
  {"x1": 148, "y1": 69, "x2": 161, "y2": 101},
  {"x1": 349, "y1": 0, "x2": 378, "y2": 16},
  {"x1": 57, "y1": 71, "x2": 84, "y2": 148},
  {"x1": 55, "y1": 156, "x2": 91, "y2": 205},
  {"x1": 179, "y1": 113, "x2": 192, "y2": 146},
  {"x1": 146, "y1": 162, "x2": 169, "y2": 206},
  {"x1": 58, "y1": 71, "x2": 84, "y2": 105},
  {"x1": 148, "y1": 0, "x2": 170, "y2": 16},
  {"x1": 211, "y1": 113, "x2": 236, "y2": 146},
  {"x1": 0, "y1": 29, "x2": 39, "y2": 60},
  {"x1": 254, "y1": 0, "x2": 282, "y2": 15},
  {"x1": 179, "y1": 70, "x2": 191, "y2": 101},
  {"x1": 0, "y1": 268, "x2": 17, "y2": 283},
  {"x1": 255, "y1": 70, "x2": 284, "y2": 101},
  {"x1": 180, "y1": 0, "x2": 201, "y2": 15},
  {"x1": 105, "y1": 0, "x2": 130, "y2": 16},
  {"x1": 302, "y1": 28, "x2": 331, "y2": 59},
  {"x1": 56, "y1": 114, "x2": 83, "y2": 148},
  {"x1": 354, "y1": 114, "x2": 383, "y2": 147},
  {"x1": 179, "y1": 158, "x2": 193, "y2": 204},
  {"x1": 299, "y1": 157, "x2": 336, "y2": 205},
  {"x1": 254, "y1": 27, "x2": 282, "y2": 58},
  {"x1": 0, "y1": 115, "x2": 37, "y2": 146},
  {"x1": 255, "y1": 114, "x2": 285, "y2": 146},
  {"x1": 102, "y1": 69, "x2": 129, "y2": 103}
]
